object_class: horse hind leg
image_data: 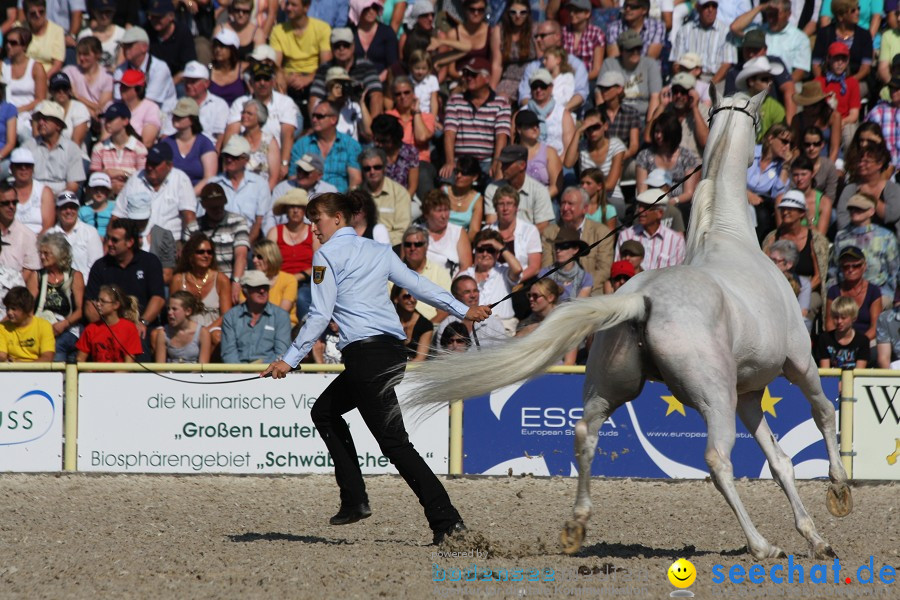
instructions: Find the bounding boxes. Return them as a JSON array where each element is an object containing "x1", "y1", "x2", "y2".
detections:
[
  {"x1": 783, "y1": 356, "x2": 852, "y2": 517},
  {"x1": 691, "y1": 386, "x2": 786, "y2": 560},
  {"x1": 737, "y1": 392, "x2": 836, "y2": 559},
  {"x1": 560, "y1": 391, "x2": 627, "y2": 555}
]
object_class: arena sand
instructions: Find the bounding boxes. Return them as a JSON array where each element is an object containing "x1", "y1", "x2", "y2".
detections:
[{"x1": 0, "y1": 474, "x2": 896, "y2": 599}]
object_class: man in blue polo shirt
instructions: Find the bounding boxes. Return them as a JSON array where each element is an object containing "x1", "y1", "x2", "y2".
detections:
[
  {"x1": 290, "y1": 100, "x2": 361, "y2": 192},
  {"x1": 84, "y1": 218, "x2": 166, "y2": 360}
]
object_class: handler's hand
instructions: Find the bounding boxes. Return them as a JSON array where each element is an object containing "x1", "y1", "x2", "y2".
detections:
[
  {"x1": 261, "y1": 360, "x2": 293, "y2": 379},
  {"x1": 465, "y1": 305, "x2": 492, "y2": 322}
]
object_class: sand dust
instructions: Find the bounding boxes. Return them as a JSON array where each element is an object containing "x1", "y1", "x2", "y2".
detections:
[{"x1": 0, "y1": 474, "x2": 896, "y2": 599}]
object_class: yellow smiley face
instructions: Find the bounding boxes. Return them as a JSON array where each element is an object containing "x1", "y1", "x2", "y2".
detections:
[{"x1": 667, "y1": 558, "x2": 696, "y2": 588}]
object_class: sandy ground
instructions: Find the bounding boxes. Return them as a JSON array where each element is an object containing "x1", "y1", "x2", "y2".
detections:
[{"x1": 0, "y1": 474, "x2": 896, "y2": 599}]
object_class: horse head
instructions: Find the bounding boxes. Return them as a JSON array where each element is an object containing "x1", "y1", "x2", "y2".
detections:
[{"x1": 707, "y1": 86, "x2": 767, "y2": 173}]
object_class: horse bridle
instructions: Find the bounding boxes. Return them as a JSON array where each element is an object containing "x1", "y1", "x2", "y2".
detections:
[{"x1": 707, "y1": 98, "x2": 759, "y2": 129}]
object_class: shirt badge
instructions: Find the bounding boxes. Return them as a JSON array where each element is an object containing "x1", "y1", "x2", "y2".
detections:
[{"x1": 313, "y1": 266, "x2": 327, "y2": 284}]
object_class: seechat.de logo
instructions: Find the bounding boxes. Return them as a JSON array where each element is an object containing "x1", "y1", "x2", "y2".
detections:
[{"x1": 0, "y1": 390, "x2": 56, "y2": 445}]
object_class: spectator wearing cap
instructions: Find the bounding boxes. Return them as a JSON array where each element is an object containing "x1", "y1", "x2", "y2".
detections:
[
  {"x1": 48, "y1": 190, "x2": 103, "y2": 282},
  {"x1": 723, "y1": 29, "x2": 796, "y2": 122},
  {"x1": 270, "y1": 0, "x2": 333, "y2": 121},
  {"x1": 815, "y1": 41, "x2": 861, "y2": 151},
  {"x1": 48, "y1": 72, "x2": 89, "y2": 155},
  {"x1": 606, "y1": 0, "x2": 666, "y2": 60},
  {"x1": 180, "y1": 60, "x2": 228, "y2": 147},
  {"x1": 290, "y1": 99, "x2": 362, "y2": 191},
  {"x1": 518, "y1": 20, "x2": 589, "y2": 112},
  {"x1": 23, "y1": 0, "x2": 64, "y2": 77},
  {"x1": 146, "y1": 0, "x2": 196, "y2": 85},
  {"x1": 225, "y1": 60, "x2": 299, "y2": 179},
  {"x1": 671, "y1": 1, "x2": 736, "y2": 84},
  {"x1": 183, "y1": 183, "x2": 250, "y2": 303},
  {"x1": 114, "y1": 142, "x2": 197, "y2": 240},
  {"x1": 672, "y1": 52, "x2": 712, "y2": 104},
  {"x1": 731, "y1": 0, "x2": 811, "y2": 81},
  {"x1": 811, "y1": 0, "x2": 873, "y2": 91},
  {"x1": 357, "y1": 146, "x2": 410, "y2": 246},
  {"x1": 735, "y1": 56, "x2": 787, "y2": 143},
  {"x1": 593, "y1": 71, "x2": 641, "y2": 162},
  {"x1": 84, "y1": 217, "x2": 166, "y2": 358},
  {"x1": 113, "y1": 68, "x2": 161, "y2": 148},
  {"x1": 90, "y1": 102, "x2": 148, "y2": 190},
  {"x1": 213, "y1": 0, "x2": 269, "y2": 63},
  {"x1": 560, "y1": 0, "x2": 605, "y2": 81},
  {"x1": 442, "y1": 56, "x2": 511, "y2": 180},
  {"x1": 267, "y1": 152, "x2": 338, "y2": 231},
  {"x1": 208, "y1": 29, "x2": 249, "y2": 107},
  {"x1": 597, "y1": 30, "x2": 662, "y2": 126},
  {"x1": 220, "y1": 269, "x2": 291, "y2": 364},
  {"x1": 9, "y1": 147, "x2": 54, "y2": 235},
  {"x1": 113, "y1": 26, "x2": 177, "y2": 114},
  {"x1": 78, "y1": 172, "x2": 115, "y2": 237},
  {"x1": 0, "y1": 180, "x2": 40, "y2": 289},
  {"x1": 484, "y1": 145, "x2": 554, "y2": 233},
  {"x1": 309, "y1": 0, "x2": 350, "y2": 29},
  {"x1": 608, "y1": 260, "x2": 635, "y2": 292},
  {"x1": 618, "y1": 238, "x2": 645, "y2": 274},
  {"x1": 645, "y1": 71, "x2": 708, "y2": 158},
  {"x1": 209, "y1": 135, "x2": 272, "y2": 245},
  {"x1": 828, "y1": 192, "x2": 899, "y2": 304},
  {"x1": 310, "y1": 27, "x2": 383, "y2": 118},
  {"x1": 161, "y1": 97, "x2": 217, "y2": 194},
  {"x1": 762, "y1": 190, "x2": 829, "y2": 314},
  {"x1": 22, "y1": 100, "x2": 85, "y2": 195},
  {"x1": 825, "y1": 245, "x2": 883, "y2": 342},
  {"x1": 61, "y1": 36, "x2": 113, "y2": 123},
  {"x1": 616, "y1": 189, "x2": 685, "y2": 270},
  {"x1": 74, "y1": 0, "x2": 124, "y2": 71},
  {"x1": 540, "y1": 186, "x2": 613, "y2": 294}
]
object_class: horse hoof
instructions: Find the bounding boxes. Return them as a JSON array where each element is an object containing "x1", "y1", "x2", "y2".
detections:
[
  {"x1": 813, "y1": 542, "x2": 837, "y2": 560},
  {"x1": 750, "y1": 544, "x2": 785, "y2": 560},
  {"x1": 827, "y1": 482, "x2": 853, "y2": 517},
  {"x1": 560, "y1": 520, "x2": 585, "y2": 555}
]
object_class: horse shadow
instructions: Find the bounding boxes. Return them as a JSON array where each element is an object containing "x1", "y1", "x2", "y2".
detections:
[
  {"x1": 575, "y1": 542, "x2": 746, "y2": 559},
  {"x1": 227, "y1": 532, "x2": 353, "y2": 545}
]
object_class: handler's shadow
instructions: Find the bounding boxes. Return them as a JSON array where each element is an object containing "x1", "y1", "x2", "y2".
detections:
[
  {"x1": 576, "y1": 542, "x2": 746, "y2": 559},
  {"x1": 228, "y1": 532, "x2": 353, "y2": 545}
]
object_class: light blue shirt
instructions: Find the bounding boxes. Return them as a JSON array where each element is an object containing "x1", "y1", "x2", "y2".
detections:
[
  {"x1": 210, "y1": 171, "x2": 272, "y2": 229},
  {"x1": 518, "y1": 54, "x2": 589, "y2": 106},
  {"x1": 308, "y1": 0, "x2": 349, "y2": 28},
  {"x1": 283, "y1": 228, "x2": 470, "y2": 367},
  {"x1": 747, "y1": 145, "x2": 790, "y2": 198}
]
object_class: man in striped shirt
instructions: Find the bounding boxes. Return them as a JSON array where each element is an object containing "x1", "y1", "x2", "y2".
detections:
[
  {"x1": 440, "y1": 57, "x2": 511, "y2": 180},
  {"x1": 671, "y1": 0, "x2": 736, "y2": 83},
  {"x1": 615, "y1": 189, "x2": 685, "y2": 270}
]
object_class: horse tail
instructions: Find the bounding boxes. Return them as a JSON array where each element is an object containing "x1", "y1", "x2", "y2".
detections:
[{"x1": 400, "y1": 293, "x2": 648, "y2": 410}]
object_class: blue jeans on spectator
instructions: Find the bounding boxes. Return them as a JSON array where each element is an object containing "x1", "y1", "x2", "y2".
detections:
[
  {"x1": 297, "y1": 280, "x2": 312, "y2": 321},
  {"x1": 54, "y1": 329, "x2": 79, "y2": 362}
]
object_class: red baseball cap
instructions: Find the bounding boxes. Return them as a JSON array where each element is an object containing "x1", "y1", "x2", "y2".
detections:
[
  {"x1": 827, "y1": 41, "x2": 850, "y2": 57},
  {"x1": 610, "y1": 260, "x2": 636, "y2": 280},
  {"x1": 118, "y1": 69, "x2": 146, "y2": 87},
  {"x1": 462, "y1": 57, "x2": 491, "y2": 76}
]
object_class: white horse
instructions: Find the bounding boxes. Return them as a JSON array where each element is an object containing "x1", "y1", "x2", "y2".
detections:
[{"x1": 401, "y1": 91, "x2": 852, "y2": 560}]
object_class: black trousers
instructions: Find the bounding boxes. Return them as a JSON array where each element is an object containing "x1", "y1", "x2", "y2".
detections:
[{"x1": 310, "y1": 336, "x2": 461, "y2": 533}]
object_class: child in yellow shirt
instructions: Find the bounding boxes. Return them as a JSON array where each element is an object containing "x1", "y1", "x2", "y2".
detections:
[{"x1": 0, "y1": 286, "x2": 55, "y2": 362}]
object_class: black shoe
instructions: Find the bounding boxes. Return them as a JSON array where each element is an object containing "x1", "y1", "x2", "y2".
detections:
[
  {"x1": 432, "y1": 520, "x2": 467, "y2": 545},
  {"x1": 329, "y1": 503, "x2": 372, "y2": 525}
]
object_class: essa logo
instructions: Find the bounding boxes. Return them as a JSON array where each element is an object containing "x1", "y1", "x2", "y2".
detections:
[{"x1": 0, "y1": 390, "x2": 56, "y2": 445}]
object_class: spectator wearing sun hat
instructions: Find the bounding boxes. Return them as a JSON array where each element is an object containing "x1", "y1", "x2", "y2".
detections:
[
  {"x1": 209, "y1": 135, "x2": 272, "y2": 245},
  {"x1": 179, "y1": 60, "x2": 229, "y2": 146},
  {"x1": 114, "y1": 142, "x2": 197, "y2": 241},
  {"x1": 160, "y1": 97, "x2": 217, "y2": 192},
  {"x1": 735, "y1": 56, "x2": 787, "y2": 143},
  {"x1": 48, "y1": 190, "x2": 104, "y2": 283},
  {"x1": 671, "y1": 0, "x2": 736, "y2": 83},
  {"x1": 113, "y1": 26, "x2": 177, "y2": 113},
  {"x1": 267, "y1": 152, "x2": 338, "y2": 232},
  {"x1": 22, "y1": 100, "x2": 85, "y2": 195}
]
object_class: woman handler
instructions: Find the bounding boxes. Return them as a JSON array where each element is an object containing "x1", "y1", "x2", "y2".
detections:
[{"x1": 262, "y1": 192, "x2": 492, "y2": 544}]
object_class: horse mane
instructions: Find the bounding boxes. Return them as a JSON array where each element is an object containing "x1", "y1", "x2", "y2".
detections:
[{"x1": 685, "y1": 178, "x2": 714, "y2": 257}]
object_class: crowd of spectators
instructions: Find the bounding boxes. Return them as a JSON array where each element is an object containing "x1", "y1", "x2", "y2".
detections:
[{"x1": 6, "y1": 0, "x2": 900, "y2": 371}]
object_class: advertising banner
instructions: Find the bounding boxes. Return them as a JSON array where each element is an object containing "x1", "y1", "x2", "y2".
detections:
[
  {"x1": 0, "y1": 372, "x2": 64, "y2": 472},
  {"x1": 77, "y1": 373, "x2": 448, "y2": 474},
  {"x1": 463, "y1": 375, "x2": 839, "y2": 479},
  {"x1": 851, "y1": 376, "x2": 900, "y2": 480}
]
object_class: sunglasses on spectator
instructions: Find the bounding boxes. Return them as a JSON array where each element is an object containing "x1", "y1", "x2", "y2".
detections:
[
  {"x1": 403, "y1": 241, "x2": 426, "y2": 248},
  {"x1": 475, "y1": 245, "x2": 499, "y2": 254},
  {"x1": 752, "y1": 75, "x2": 773, "y2": 83},
  {"x1": 194, "y1": 249, "x2": 214, "y2": 255},
  {"x1": 311, "y1": 112, "x2": 334, "y2": 119},
  {"x1": 400, "y1": 292, "x2": 414, "y2": 300},
  {"x1": 530, "y1": 82, "x2": 550, "y2": 90},
  {"x1": 394, "y1": 89, "x2": 412, "y2": 96},
  {"x1": 230, "y1": 6, "x2": 251, "y2": 14},
  {"x1": 461, "y1": 70, "x2": 483, "y2": 79},
  {"x1": 5, "y1": 38, "x2": 22, "y2": 46},
  {"x1": 831, "y1": 55, "x2": 849, "y2": 62},
  {"x1": 841, "y1": 262, "x2": 864, "y2": 270},
  {"x1": 508, "y1": 8, "x2": 528, "y2": 16},
  {"x1": 671, "y1": 86, "x2": 690, "y2": 95},
  {"x1": 27, "y1": 8, "x2": 45, "y2": 16},
  {"x1": 803, "y1": 140, "x2": 823, "y2": 147},
  {"x1": 362, "y1": 164, "x2": 384, "y2": 172},
  {"x1": 527, "y1": 293, "x2": 546, "y2": 301},
  {"x1": 246, "y1": 285, "x2": 270, "y2": 292},
  {"x1": 253, "y1": 74, "x2": 274, "y2": 82},
  {"x1": 611, "y1": 275, "x2": 631, "y2": 283},
  {"x1": 106, "y1": 235, "x2": 124, "y2": 243},
  {"x1": 467, "y1": 6, "x2": 486, "y2": 14},
  {"x1": 776, "y1": 136, "x2": 792, "y2": 144},
  {"x1": 333, "y1": 42, "x2": 353, "y2": 50},
  {"x1": 623, "y1": 3, "x2": 642, "y2": 10},
  {"x1": 555, "y1": 241, "x2": 581, "y2": 251},
  {"x1": 0, "y1": 200, "x2": 17, "y2": 207}
]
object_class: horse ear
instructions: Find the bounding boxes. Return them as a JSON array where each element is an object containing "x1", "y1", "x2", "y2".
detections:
[
  {"x1": 710, "y1": 81, "x2": 724, "y2": 108},
  {"x1": 747, "y1": 89, "x2": 768, "y2": 115}
]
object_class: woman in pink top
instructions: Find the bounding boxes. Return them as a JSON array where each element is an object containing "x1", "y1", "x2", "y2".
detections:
[
  {"x1": 116, "y1": 69, "x2": 160, "y2": 148},
  {"x1": 62, "y1": 36, "x2": 113, "y2": 122}
]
